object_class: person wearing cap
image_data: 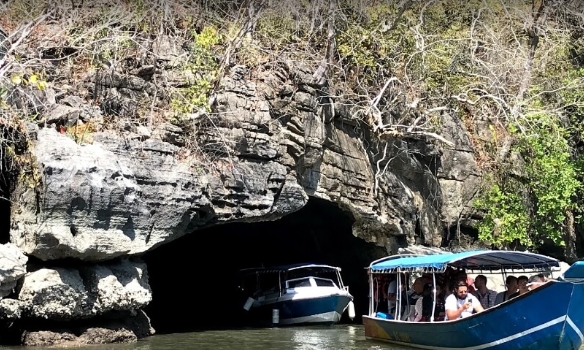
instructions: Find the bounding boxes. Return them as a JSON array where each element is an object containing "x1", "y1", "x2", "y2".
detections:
[
  {"x1": 445, "y1": 280, "x2": 484, "y2": 320},
  {"x1": 474, "y1": 275, "x2": 498, "y2": 309}
]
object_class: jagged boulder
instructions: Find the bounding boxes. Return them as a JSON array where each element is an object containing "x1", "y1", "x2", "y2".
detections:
[
  {"x1": 18, "y1": 267, "x2": 91, "y2": 319},
  {"x1": 20, "y1": 310, "x2": 154, "y2": 347},
  {"x1": 84, "y1": 261, "x2": 152, "y2": 312},
  {"x1": 18, "y1": 260, "x2": 151, "y2": 319},
  {"x1": 0, "y1": 243, "x2": 28, "y2": 299},
  {"x1": 0, "y1": 298, "x2": 23, "y2": 320}
]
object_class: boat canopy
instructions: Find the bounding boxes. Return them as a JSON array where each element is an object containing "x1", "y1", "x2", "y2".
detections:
[
  {"x1": 369, "y1": 250, "x2": 560, "y2": 273},
  {"x1": 239, "y1": 263, "x2": 342, "y2": 275}
]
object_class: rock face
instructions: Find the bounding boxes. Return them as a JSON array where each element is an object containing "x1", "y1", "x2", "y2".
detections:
[
  {"x1": 0, "y1": 257, "x2": 154, "y2": 346},
  {"x1": 0, "y1": 244, "x2": 27, "y2": 299},
  {"x1": 10, "y1": 61, "x2": 479, "y2": 262},
  {"x1": 1, "y1": 14, "x2": 481, "y2": 346},
  {"x1": 21, "y1": 310, "x2": 154, "y2": 347},
  {"x1": 18, "y1": 259, "x2": 151, "y2": 319},
  {"x1": 11, "y1": 126, "x2": 307, "y2": 261}
]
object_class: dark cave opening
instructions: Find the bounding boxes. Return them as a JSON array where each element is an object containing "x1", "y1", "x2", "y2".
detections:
[
  {"x1": 142, "y1": 197, "x2": 387, "y2": 334},
  {"x1": 0, "y1": 125, "x2": 28, "y2": 245},
  {"x1": 0, "y1": 165, "x2": 11, "y2": 244},
  {"x1": 441, "y1": 224, "x2": 480, "y2": 248}
]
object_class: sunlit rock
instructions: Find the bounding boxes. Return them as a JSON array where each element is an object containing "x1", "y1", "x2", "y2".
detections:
[
  {"x1": 0, "y1": 243, "x2": 27, "y2": 298},
  {"x1": 18, "y1": 267, "x2": 91, "y2": 319},
  {"x1": 18, "y1": 260, "x2": 151, "y2": 319},
  {"x1": 0, "y1": 298, "x2": 23, "y2": 320}
]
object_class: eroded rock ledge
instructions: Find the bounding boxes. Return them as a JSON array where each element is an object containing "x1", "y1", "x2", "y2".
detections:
[
  {"x1": 2, "y1": 19, "x2": 481, "y2": 347},
  {"x1": 0, "y1": 245, "x2": 153, "y2": 345},
  {"x1": 11, "y1": 61, "x2": 480, "y2": 263}
]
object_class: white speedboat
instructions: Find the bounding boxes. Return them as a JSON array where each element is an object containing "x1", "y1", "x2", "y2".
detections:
[{"x1": 238, "y1": 263, "x2": 355, "y2": 326}]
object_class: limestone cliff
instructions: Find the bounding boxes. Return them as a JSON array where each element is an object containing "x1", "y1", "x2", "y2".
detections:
[
  {"x1": 11, "y1": 61, "x2": 480, "y2": 262},
  {"x1": 0, "y1": 1, "x2": 485, "y2": 346}
]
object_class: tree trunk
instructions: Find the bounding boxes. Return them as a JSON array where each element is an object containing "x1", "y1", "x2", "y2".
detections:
[{"x1": 564, "y1": 209, "x2": 577, "y2": 263}]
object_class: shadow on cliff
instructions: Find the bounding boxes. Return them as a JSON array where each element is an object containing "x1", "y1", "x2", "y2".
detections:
[{"x1": 142, "y1": 197, "x2": 387, "y2": 334}]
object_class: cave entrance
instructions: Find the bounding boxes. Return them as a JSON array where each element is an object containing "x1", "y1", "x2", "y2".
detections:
[
  {"x1": 0, "y1": 156, "x2": 12, "y2": 244},
  {"x1": 143, "y1": 197, "x2": 387, "y2": 333}
]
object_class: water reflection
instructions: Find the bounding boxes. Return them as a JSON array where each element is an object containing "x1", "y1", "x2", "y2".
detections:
[{"x1": 0, "y1": 325, "x2": 414, "y2": 350}]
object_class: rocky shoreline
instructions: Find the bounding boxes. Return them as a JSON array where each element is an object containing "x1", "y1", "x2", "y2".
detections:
[{"x1": 0, "y1": 243, "x2": 153, "y2": 345}]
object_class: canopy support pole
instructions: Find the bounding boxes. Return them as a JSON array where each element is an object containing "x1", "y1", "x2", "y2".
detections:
[
  {"x1": 368, "y1": 270, "x2": 374, "y2": 316},
  {"x1": 431, "y1": 272, "x2": 437, "y2": 322},
  {"x1": 397, "y1": 272, "x2": 402, "y2": 320}
]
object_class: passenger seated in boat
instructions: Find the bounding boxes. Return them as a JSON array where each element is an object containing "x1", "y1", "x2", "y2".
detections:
[
  {"x1": 433, "y1": 283, "x2": 446, "y2": 321},
  {"x1": 374, "y1": 275, "x2": 389, "y2": 312},
  {"x1": 527, "y1": 274, "x2": 547, "y2": 290},
  {"x1": 413, "y1": 283, "x2": 433, "y2": 322},
  {"x1": 455, "y1": 270, "x2": 476, "y2": 294},
  {"x1": 387, "y1": 277, "x2": 412, "y2": 317},
  {"x1": 509, "y1": 275, "x2": 529, "y2": 298},
  {"x1": 413, "y1": 283, "x2": 446, "y2": 322},
  {"x1": 408, "y1": 277, "x2": 425, "y2": 304},
  {"x1": 402, "y1": 277, "x2": 425, "y2": 321},
  {"x1": 445, "y1": 280, "x2": 484, "y2": 320},
  {"x1": 494, "y1": 275, "x2": 518, "y2": 305},
  {"x1": 386, "y1": 279, "x2": 399, "y2": 314},
  {"x1": 474, "y1": 275, "x2": 498, "y2": 309}
]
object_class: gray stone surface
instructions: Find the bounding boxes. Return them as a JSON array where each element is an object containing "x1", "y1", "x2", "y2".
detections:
[
  {"x1": 17, "y1": 259, "x2": 151, "y2": 319},
  {"x1": 10, "y1": 59, "x2": 482, "y2": 262},
  {"x1": 0, "y1": 243, "x2": 27, "y2": 299},
  {"x1": 20, "y1": 310, "x2": 153, "y2": 346}
]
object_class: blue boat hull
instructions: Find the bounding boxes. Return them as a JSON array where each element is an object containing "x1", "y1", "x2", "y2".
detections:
[
  {"x1": 253, "y1": 294, "x2": 353, "y2": 326},
  {"x1": 363, "y1": 280, "x2": 584, "y2": 350}
]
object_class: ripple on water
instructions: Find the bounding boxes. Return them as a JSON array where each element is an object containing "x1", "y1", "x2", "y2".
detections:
[{"x1": 0, "y1": 325, "x2": 433, "y2": 350}]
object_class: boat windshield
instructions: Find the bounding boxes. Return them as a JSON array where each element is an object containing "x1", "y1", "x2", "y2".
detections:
[
  {"x1": 286, "y1": 277, "x2": 338, "y2": 288},
  {"x1": 313, "y1": 278, "x2": 336, "y2": 287},
  {"x1": 287, "y1": 278, "x2": 313, "y2": 288}
]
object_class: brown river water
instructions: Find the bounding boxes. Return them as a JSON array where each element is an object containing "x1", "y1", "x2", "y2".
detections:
[
  {"x1": 0, "y1": 325, "x2": 413, "y2": 350},
  {"x1": 1, "y1": 324, "x2": 581, "y2": 350}
]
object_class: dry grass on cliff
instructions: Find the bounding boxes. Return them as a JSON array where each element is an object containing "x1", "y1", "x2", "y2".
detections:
[
  {"x1": 0, "y1": 1, "x2": 210, "y2": 131},
  {"x1": 1, "y1": 1, "x2": 583, "y2": 161},
  {"x1": 0, "y1": 0, "x2": 279, "y2": 180}
]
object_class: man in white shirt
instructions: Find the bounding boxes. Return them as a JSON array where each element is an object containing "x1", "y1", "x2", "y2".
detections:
[{"x1": 445, "y1": 280, "x2": 484, "y2": 320}]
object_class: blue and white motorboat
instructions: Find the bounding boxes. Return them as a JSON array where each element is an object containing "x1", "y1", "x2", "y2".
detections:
[
  {"x1": 363, "y1": 250, "x2": 584, "y2": 350},
  {"x1": 238, "y1": 263, "x2": 355, "y2": 326}
]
